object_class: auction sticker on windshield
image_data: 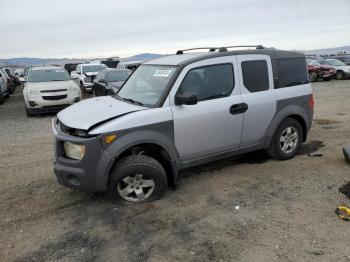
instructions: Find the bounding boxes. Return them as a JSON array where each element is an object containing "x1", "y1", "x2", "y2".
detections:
[{"x1": 154, "y1": 69, "x2": 173, "y2": 77}]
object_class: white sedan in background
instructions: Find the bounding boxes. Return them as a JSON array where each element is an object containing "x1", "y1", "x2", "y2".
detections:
[{"x1": 23, "y1": 66, "x2": 81, "y2": 116}]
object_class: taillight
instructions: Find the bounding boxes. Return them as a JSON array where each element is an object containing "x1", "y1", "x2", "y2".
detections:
[{"x1": 309, "y1": 94, "x2": 315, "y2": 110}]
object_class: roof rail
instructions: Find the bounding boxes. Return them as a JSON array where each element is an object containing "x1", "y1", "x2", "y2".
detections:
[
  {"x1": 176, "y1": 45, "x2": 264, "y2": 55},
  {"x1": 176, "y1": 47, "x2": 219, "y2": 55}
]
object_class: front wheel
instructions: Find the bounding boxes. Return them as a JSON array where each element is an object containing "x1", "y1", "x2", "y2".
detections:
[
  {"x1": 308, "y1": 72, "x2": 317, "y2": 82},
  {"x1": 108, "y1": 155, "x2": 168, "y2": 203},
  {"x1": 267, "y1": 118, "x2": 303, "y2": 160},
  {"x1": 336, "y1": 71, "x2": 344, "y2": 80}
]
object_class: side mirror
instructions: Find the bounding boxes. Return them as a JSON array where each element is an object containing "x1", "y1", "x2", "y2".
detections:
[{"x1": 175, "y1": 94, "x2": 198, "y2": 105}]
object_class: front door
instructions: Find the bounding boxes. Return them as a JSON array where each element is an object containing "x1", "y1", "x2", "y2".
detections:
[{"x1": 169, "y1": 57, "x2": 244, "y2": 161}]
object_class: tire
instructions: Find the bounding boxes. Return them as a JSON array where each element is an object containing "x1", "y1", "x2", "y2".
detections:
[
  {"x1": 107, "y1": 155, "x2": 168, "y2": 203},
  {"x1": 308, "y1": 72, "x2": 317, "y2": 82},
  {"x1": 267, "y1": 118, "x2": 303, "y2": 160},
  {"x1": 80, "y1": 82, "x2": 86, "y2": 93},
  {"x1": 0, "y1": 91, "x2": 4, "y2": 105},
  {"x1": 8, "y1": 85, "x2": 14, "y2": 94},
  {"x1": 336, "y1": 71, "x2": 344, "y2": 80},
  {"x1": 25, "y1": 107, "x2": 34, "y2": 117}
]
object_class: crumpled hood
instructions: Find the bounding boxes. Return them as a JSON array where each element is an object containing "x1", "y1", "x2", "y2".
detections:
[{"x1": 57, "y1": 96, "x2": 146, "y2": 130}]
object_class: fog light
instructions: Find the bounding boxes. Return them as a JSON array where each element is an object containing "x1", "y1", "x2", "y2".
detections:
[
  {"x1": 63, "y1": 142, "x2": 85, "y2": 160},
  {"x1": 29, "y1": 101, "x2": 38, "y2": 107}
]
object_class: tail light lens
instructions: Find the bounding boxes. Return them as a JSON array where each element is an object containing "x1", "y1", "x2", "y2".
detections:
[{"x1": 309, "y1": 94, "x2": 315, "y2": 110}]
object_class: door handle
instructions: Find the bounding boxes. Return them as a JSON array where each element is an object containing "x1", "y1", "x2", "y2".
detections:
[{"x1": 230, "y1": 103, "x2": 248, "y2": 115}]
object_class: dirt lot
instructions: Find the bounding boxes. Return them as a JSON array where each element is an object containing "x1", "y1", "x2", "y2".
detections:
[{"x1": 1, "y1": 80, "x2": 350, "y2": 262}]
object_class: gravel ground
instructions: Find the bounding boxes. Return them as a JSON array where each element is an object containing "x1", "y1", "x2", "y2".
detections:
[{"x1": 1, "y1": 80, "x2": 350, "y2": 262}]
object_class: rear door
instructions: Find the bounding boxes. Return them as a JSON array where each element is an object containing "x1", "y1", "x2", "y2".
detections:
[
  {"x1": 169, "y1": 56, "x2": 244, "y2": 161},
  {"x1": 236, "y1": 55, "x2": 276, "y2": 146}
]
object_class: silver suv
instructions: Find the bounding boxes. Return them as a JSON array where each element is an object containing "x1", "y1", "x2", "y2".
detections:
[{"x1": 52, "y1": 45, "x2": 314, "y2": 203}]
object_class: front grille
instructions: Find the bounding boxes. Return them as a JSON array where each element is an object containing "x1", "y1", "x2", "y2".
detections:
[
  {"x1": 42, "y1": 95, "x2": 67, "y2": 100},
  {"x1": 40, "y1": 89, "x2": 67, "y2": 93}
]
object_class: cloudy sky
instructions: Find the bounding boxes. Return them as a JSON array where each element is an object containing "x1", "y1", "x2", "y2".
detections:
[{"x1": 1, "y1": 0, "x2": 350, "y2": 58}]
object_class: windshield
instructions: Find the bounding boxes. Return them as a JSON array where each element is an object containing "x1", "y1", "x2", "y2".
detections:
[
  {"x1": 82, "y1": 65, "x2": 107, "y2": 73},
  {"x1": 108, "y1": 70, "x2": 131, "y2": 82},
  {"x1": 28, "y1": 68, "x2": 71, "y2": 82},
  {"x1": 328, "y1": 59, "x2": 346, "y2": 66},
  {"x1": 117, "y1": 65, "x2": 177, "y2": 107}
]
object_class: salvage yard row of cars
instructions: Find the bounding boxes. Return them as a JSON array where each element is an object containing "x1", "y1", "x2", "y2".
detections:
[
  {"x1": 0, "y1": 67, "x2": 21, "y2": 104},
  {"x1": 307, "y1": 57, "x2": 350, "y2": 82},
  {"x1": 1, "y1": 54, "x2": 350, "y2": 115}
]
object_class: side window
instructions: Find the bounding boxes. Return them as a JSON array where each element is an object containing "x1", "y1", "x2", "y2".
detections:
[
  {"x1": 178, "y1": 64, "x2": 234, "y2": 101},
  {"x1": 276, "y1": 58, "x2": 308, "y2": 88},
  {"x1": 241, "y1": 60, "x2": 269, "y2": 92}
]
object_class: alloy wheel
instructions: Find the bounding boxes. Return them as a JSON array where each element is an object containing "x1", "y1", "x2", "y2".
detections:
[
  {"x1": 280, "y1": 127, "x2": 299, "y2": 154},
  {"x1": 117, "y1": 174, "x2": 155, "y2": 202}
]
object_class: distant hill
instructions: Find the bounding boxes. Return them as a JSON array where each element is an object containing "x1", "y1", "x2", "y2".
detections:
[
  {"x1": 1, "y1": 46, "x2": 349, "y2": 66},
  {"x1": 304, "y1": 45, "x2": 350, "y2": 55},
  {"x1": 122, "y1": 53, "x2": 164, "y2": 62}
]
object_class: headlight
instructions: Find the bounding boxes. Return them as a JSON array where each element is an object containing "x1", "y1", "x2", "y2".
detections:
[
  {"x1": 63, "y1": 142, "x2": 85, "y2": 160},
  {"x1": 84, "y1": 76, "x2": 91, "y2": 83},
  {"x1": 27, "y1": 88, "x2": 40, "y2": 96},
  {"x1": 68, "y1": 85, "x2": 79, "y2": 93}
]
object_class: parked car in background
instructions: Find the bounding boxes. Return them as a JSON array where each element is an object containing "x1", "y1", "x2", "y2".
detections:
[
  {"x1": 92, "y1": 68, "x2": 131, "y2": 96},
  {"x1": 0, "y1": 68, "x2": 15, "y2": 94},
  {"x1": 318, "y1": 59, "x2": 350, "y2": 80},
  {"x1": 307, "y1": 59, "x2": 336, "y2": 82},
  {"x1": 4, "y1": 67, "x2": 21, "y2": 87},
  {"x1": 23, "y1": 66, "x2": 81, "y2": 116},
  {"x1": 53, "y1": 46, "x2": 313, "y2": 203},
  {"x1": 330, "y1": 55, "x2": 350, "y2": 65},
  {"x1": 71, "y1": 63, "x2": 107, "y2": 92},
  {"x1": 0, "y1": 69, "x2": 10, "y2": 104},
  {"x1": 116, "y1": 60, "x2": 143, "y2": 71},
  {"x1": 64, "y1": 63, "x2": 79, "y2": 75},
  {"x1": 19, "y1": 67, "x2": 31, "y2": 83}
]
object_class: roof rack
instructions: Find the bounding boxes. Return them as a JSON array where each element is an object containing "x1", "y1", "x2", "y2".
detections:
[
  {"x1": 176, "y1": 47, "x2": 219, "y2": 55},
  {"x1": 176, "y1": 45, "x2": 264, "y2": 55}
]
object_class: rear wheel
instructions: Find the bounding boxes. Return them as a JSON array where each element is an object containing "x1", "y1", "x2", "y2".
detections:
[
  {"x1": 108, "y1": 155, "x2": 168, "y2": 203},
  {"x1": 336, "y1": 71, "x2": 344, "y2": 80},
  {"x1": 309, "y1": 72, "x2": 317, "y2": 82},
  {"x1": 267, "y1": 118, "x2": 303, "y2": 160}
]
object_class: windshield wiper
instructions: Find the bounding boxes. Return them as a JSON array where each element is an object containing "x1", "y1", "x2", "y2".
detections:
[
  {"x1": 114, "y1": 95, "x2": 144, "y2": 106},
  {"x1": 122, "y1": 97, "x2": 144, "y2": 106}
]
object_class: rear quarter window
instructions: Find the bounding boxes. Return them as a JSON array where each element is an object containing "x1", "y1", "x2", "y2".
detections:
[
  {"x1": 241, "y1": 60, "x2": 269, "y2": 92},
  {"x1": 276, "y1": 58, "x2": 308, "y2": 88}
]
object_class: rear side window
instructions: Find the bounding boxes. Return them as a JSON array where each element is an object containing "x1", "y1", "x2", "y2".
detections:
[
  {"x1": 241, "y1": 60, "x2": 269, "y2": 92},
  {"x1": 276, "y1": 58, "x2": 308, "y2": 88},
  {"x1": 178, "y1": 64, "x2": 234, "y2": 101}
]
